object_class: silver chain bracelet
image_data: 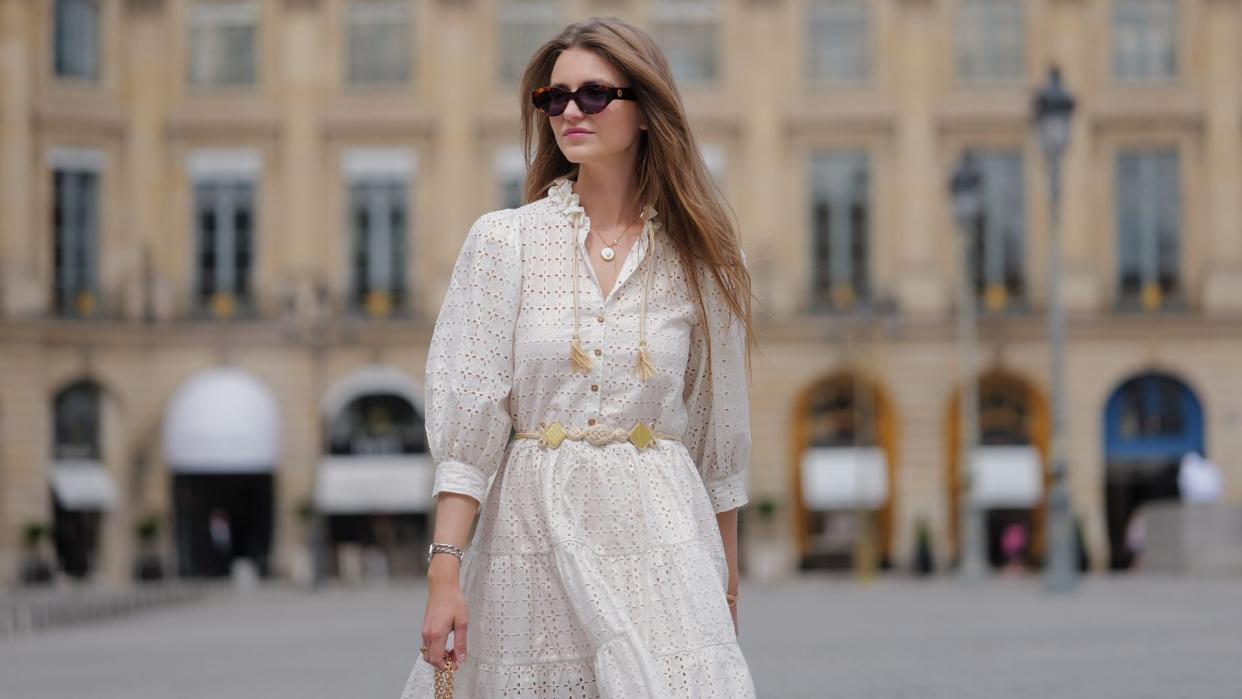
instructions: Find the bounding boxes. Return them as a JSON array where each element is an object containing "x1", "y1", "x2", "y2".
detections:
[{"x1": 427, "y1": 542, "x2": 464, "y2": 564}]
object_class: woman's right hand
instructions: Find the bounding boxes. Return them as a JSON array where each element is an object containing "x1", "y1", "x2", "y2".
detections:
[{"x1": 421, "y1": 557, "x2": 468, "y2": 670}]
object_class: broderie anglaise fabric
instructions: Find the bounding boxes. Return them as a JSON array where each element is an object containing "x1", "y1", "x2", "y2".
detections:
[{"x1": 401, "y1": 177, "x2": 755, "y2": 698}]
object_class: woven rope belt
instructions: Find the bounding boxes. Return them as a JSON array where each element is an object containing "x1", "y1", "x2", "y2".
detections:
[{"x1": 515, "y1": 420, "x2": 680, "y2": 450}]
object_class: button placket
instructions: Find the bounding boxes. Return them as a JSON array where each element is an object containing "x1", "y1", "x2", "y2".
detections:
[{"x1": 593, "y1": 304, "x2": 606, "y2": 418}]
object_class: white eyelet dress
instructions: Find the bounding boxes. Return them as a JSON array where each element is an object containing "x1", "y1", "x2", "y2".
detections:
[{"x1": 400, "y1": 176, "x2": 756, "y2": 698}]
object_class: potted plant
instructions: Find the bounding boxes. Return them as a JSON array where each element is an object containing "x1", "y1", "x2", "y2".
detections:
[
  {"x1": 912, "y1": 518, "x2": 935, "y2": 576},
  {"x1": 133, "y1": 513, "x2": 165, "y2": 582},
  {"x1": 20, "y1": 522, "x2": 54, "y2": 585}
]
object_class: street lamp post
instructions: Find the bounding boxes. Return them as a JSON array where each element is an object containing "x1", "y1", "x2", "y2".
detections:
[
  {"x1": 949, "y1": 150, "x2": 987, "y2": 581},
  {"x1": 1033, "y1": 66, "x2": 1079, "y2": 593}
]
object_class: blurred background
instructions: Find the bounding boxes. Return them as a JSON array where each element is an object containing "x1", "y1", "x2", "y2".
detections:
[{"x1": 1, "y1": 0, "x2": 1242, "y2": 695}]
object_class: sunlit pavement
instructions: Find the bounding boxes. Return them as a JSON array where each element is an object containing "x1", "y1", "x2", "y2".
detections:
[{"x1": 1, "y1": 573, "x2": 1239, "y2": 698}]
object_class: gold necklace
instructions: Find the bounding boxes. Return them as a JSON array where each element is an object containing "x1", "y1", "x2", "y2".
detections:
[{"x1": 595, "y1": 220, "x2": 638, "y2": 262}]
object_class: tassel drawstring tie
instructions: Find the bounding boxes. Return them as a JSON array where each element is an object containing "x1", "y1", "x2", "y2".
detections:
[{"x1": 554, "y1": 177, "x2": 659, "y2": 381}]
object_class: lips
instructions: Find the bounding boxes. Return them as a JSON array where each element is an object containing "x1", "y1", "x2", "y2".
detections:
[{"x1": 563, "y1": 128, "x2": 592, "y2": 136}]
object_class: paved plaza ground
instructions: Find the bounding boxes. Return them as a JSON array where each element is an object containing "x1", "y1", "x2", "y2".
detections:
[{"x1": 1, "y1": 573, "x2": 1239, "y2": 698}]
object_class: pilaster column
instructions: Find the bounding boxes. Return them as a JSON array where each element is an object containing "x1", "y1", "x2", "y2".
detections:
[
  {"x1": 894, "y1": 0, "x2": 947, "y2": 315},
  {"x1": 0, "y1": 0, "x2": 38, "y2": 317},
  {"x1": 277, "y1": 0, "x2": 325, "y2": 314},
  {"x1": 1202, "y1": 0, "x2": 1242, "y2": 312}
]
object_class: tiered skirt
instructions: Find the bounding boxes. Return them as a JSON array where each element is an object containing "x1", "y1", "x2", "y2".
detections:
[{"x1": 400, "y1": 437, "x2": 756, "y2": 698}]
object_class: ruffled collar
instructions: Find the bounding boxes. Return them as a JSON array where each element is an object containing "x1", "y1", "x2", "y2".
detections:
[{"x1": 547, "y1": 176, "x2": 659, "y2": 235}]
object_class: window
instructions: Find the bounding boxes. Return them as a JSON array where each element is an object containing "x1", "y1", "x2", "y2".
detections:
[
  {"x1": 810, "y1": 153, "x2": 870, "y2": 310},
  {"x1": 972, "y1": 150, "x2": 1025, "y2": 310},
  {"x1": 347, "y1": 0, "x2": 410, "y2": 85},
  {"x1": 349, "y1": 179, "x2": 408, "y2": 317},
  {"x1": 650, "y1": 0, "x2": 719, "y2": 86},
  {"x1": 1116, "y1": 149, "x2": 1180, "y2": 310},
  {"x1": 977, "y1": 376, "x2": 1032, "y2": 446},
  {"x1": 344, "y1": 150, "x2": 413, "y2": 317},
  {"x1": 52, "y1": 167, "x2": 100, "y2": 317},
  {"x1": 957, "y1": 0, "x2": 1024, "y2": 84},
  {"x1": 189, "y1": 1, "x2": 258, "y2": 87},
  {"x1": 54, "y1": 0, "x2": 100, "y2": 80},
  {"x1": 54, "y1": 382, "x2": 102, "y2": 461},
  {"x1": 499, "y1": 176, "x2": 524, "y2": 210},
  {"x1": 1113, "y1": 0, "x2": 1178, "y2": 82},
  {"x1": 700, "y1": 143, "x2": 726, "y2": 190},
  {"x1": 1115, "y1": 375, "x2": 1187, "y2": 441},
  {"x1": 494, "y1": 145, "x2": 526, "y2": 210},
  {"x1": 498, "y1": 0, "x2": 562, "y2": 84},
  {"x1": 806, "y1": 378, "x2": 879, "y2": 447},
  {"x1": 194, "y1": 178, "x2": 256, "y2": 317},
  {"x1": 807, "y1": 0, "x2": 870, "y2": 85}
]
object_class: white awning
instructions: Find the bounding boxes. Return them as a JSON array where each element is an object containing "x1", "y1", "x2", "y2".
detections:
[
  {"x1": 314, "y1": 455, "x2": 434, "y2": 514},
  {"x1": 800, "y1": 447, "x2": 889, "y2": 511},
  {"x1": 163, "y1": 367, "x2": 280, "y2": 473},
  {"x1": 49, "y1": 460, "x2": 119, "y2": 511},
  {"x1": 970, "y1": 446, "x2": 1044, "y2": 508}
]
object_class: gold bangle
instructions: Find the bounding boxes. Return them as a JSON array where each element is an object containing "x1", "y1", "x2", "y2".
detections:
[{"x1": 725, "y1": 592, "x2": 739, "y2": 607}]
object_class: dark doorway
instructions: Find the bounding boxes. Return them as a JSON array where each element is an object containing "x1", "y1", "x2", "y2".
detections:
[
  {"x1": 172, "y1": 473, "x2": 274, "y2": 578},
  {"x1": 1105, "y1": 459, "x2": 1181, "y2": 570},
  {"x1": 1103, "y1": 373, "x2": 1203, "y2": 571},
  {"x1": 50, "y1": 494, "x2": 102, "y2": 579},
  {"x1": 323, "y1": 513, "x2": 429, "y2": 577}
]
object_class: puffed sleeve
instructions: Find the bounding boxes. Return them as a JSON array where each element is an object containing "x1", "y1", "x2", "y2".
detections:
[
  {"x1": 682, "y1": 256, "x2": 752, "y2": 513},
  {"x1": 425, "y1": 210, "x2": 521, "y2": 506}
]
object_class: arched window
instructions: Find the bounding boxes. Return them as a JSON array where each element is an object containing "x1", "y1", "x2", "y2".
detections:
[
  {"x1": 54, "y1": 381, "x2": 101, "y2": 461},
  {"x1": 806, "y1": 377, "x2": 879, "y2": 448},
  {"x1": 1105, "y1": 372, "x2": 1203, "y2": 459},
  {"x1": 327, "y1": 393, "x2": 426, "y2": 456},
  {"x1": 978, "y1": 376, "x2": 1032, "y2": 446}
]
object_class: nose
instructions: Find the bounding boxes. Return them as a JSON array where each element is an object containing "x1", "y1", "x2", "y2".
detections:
[{"x1": 561, "y1": 96, "x2": 585, "y2": 121}]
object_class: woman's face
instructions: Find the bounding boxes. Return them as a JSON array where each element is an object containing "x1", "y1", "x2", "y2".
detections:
[{"x1": 547, "y1": 47, "x2": 647, "y2": 166}]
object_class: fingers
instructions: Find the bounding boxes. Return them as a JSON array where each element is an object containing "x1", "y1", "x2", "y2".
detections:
[
  {"x1": 421, "y1": 621, "x2": 468, "y2": 670},
  {"x1": 455, "y1": 617, "x2": 469, "y2": 663},
  {"x1": 421, "y1": 627, "x2": 448, "y2": 670}
]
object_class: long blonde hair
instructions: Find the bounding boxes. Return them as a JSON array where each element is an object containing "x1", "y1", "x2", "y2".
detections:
[{"x1": 519, "y1": 16, "x2": 756, "y2": 371}]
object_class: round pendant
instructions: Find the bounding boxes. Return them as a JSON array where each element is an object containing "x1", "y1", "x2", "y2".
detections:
[{"x1": 600, "y1": 246, "x2": 616, "y2": 261}]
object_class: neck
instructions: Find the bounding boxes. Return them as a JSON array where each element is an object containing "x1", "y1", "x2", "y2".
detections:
[{"x1": 572, "y1": 163, "x2": 642, "y2": 232}]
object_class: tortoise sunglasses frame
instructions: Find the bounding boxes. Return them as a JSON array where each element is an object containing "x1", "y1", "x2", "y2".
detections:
[{"x1": 531, "y1": 83, "x2": 638, "y2": 117}]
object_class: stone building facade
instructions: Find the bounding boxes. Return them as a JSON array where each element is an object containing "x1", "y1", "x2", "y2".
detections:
[{"x1": 1, "y1": 0, "x2": 1240, "y2": 585}]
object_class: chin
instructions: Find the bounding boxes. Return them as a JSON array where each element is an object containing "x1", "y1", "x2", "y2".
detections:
[{"x1": 561, "y1": 148, "x2": 597, "y2": 163}]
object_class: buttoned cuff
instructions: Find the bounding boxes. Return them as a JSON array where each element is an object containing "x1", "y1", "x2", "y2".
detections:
[
  {"x1": 431, "y1": 460, "x2": 488, "y2": 506},
  {"x1": 704, "y1": 472, "x2": 749, "y2": 513}
]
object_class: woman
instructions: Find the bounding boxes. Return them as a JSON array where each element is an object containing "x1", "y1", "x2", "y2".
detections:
[{"x1": 402, "y1": 16, "x2": 757, "y2": 698}]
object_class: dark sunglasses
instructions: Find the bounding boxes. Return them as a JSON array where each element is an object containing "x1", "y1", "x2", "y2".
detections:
[{"x1": 531, "y1": 83, "x2": 637, "y2": 116}]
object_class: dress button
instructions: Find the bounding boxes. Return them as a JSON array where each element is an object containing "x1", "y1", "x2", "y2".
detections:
[
  {"x1": 588, "y1": 419, "x2": 596, "y2": 426},
  {"x1": 590, "y1": 384, "x2": 599, "y2": 392},
  {"x1": 596, "y1": 314, "x2": 605, "y2": 323},
  {"x1": 594, "y1": 348, "x2": 602, "y2": 356}
]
